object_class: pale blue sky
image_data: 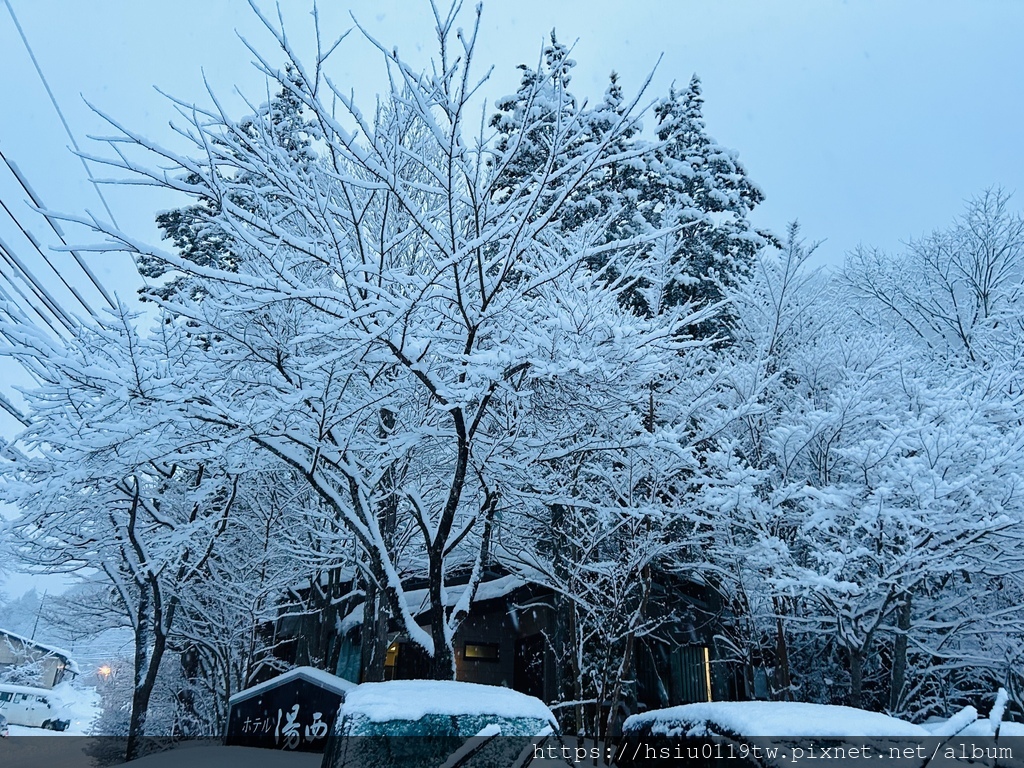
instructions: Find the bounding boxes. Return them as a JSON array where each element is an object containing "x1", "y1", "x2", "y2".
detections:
[{"x1": 1, "y1": 0, "x2": 1023, "y2": 594}]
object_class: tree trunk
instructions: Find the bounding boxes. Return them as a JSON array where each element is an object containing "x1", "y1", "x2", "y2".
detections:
[
  {"x1": 549, "y1": 502, "x2": 583, "y2": 734},
  {"x1": 360, "y1": 578, "x2": 389, "y2": 683},
  {"x1": 427, "y1": 548, "x2": 456, "y2": 680},
  {"x1": 126, "y1": 600, "x2": 152, "y2": 762},
  {"x1": 364, "y1": 407, "x2": 400, "y2": 681},
  {"x1": 889, "y1": 591, "x2": 912, "y2": 713},
  {"x1": 849, "y1": 648, "x2": 864, "y2": 709},
  {"x1": 175, "y1": 646, "x2": 200, "y2": 737},
  {"x1": 604, "y1": 565, "x2": 652, "y2": 754},
  {"x1": 772, "y1": 613, "x2": 792, "y2": 700},
  {"x1": 126, "y1": 589, "x2": 170, "y2": 763}
]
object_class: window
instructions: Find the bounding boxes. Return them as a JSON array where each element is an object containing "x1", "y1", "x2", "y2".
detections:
[
  {"x1": 384, "y1": 641, "x2": 399, "y2": 668},
  {"x1": 463, "y1": 642, "x2": 499, "y2": 662},
  {"x1": 0, "y1": 692, "x2": 11, "y2": 702}
]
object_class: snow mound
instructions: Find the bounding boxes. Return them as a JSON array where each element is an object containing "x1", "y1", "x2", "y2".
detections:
[
  {"x1": 624, "y1": 701, "x2": 929, "y2": 738},
  {"x1": 340, "y1": 680, "x2": 557, "y2": 726}
]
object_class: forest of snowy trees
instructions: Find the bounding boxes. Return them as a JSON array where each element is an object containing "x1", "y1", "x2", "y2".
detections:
[{"x1": 2, "y1": 3, "x2": 1024, "y2": 760}]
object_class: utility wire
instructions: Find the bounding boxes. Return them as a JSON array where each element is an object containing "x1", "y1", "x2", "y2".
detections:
[
  {"x1": 0, "y1": 234, "x2": 76, "y2": 332},
  {"x1": 0, "y1": 252, "x2": 69, "y2": 336},
  {"x1": 0, "y1": 283, "x2": 62, "y2": 381},
  {"x1": 3, "y1": 0, "x2": 121, "y2": 233},
  {"x1": 0, "y1": 147, "x2": 117, "y2": 310},
  {"x1": 0, "y1": 193, "x2": 100, "y2": 319}
]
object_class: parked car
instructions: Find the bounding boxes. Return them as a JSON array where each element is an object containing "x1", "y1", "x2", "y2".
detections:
[
  {"x1": 321, "y1": 680, "x2": 559, "y2": 768},
  {"x1": 614, "y1": 701, "x2": 929, "y2": 768},
  {"x1": 0, "y1": 683, "x2": 71, "y2": 731}
]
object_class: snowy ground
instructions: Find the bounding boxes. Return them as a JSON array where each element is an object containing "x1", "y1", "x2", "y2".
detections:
[
  {"x1": 122, "y1": 744, "x2": 321, "y2": 768},
  {"x1": 5, "y1": 680, "x2": 100, "y2": 736},
  {"x1": 113, "y1": 739, "x2": 594, "y2": 767}
]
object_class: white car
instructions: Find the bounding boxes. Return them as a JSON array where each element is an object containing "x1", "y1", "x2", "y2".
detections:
[{"x1": 0, "y1": 684, "x2": 70, "y2": 731}]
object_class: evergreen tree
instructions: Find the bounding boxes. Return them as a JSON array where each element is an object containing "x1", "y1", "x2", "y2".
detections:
[
  {"x1": 492, "y1": 54, "x2": 768, "y2": 330},
  {"x1": 650, "y1": 75, "x2": 769, "y2": 331},
  {"x1": 143, "y1": 65, "x2": 319, "y2": 305}
]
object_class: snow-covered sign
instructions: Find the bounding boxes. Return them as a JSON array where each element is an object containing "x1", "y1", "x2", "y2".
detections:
[{"x1": 225, "y1": 667, "x2": 356, "y2": 753}]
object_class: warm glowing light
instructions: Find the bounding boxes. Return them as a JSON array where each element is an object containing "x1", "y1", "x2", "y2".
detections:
[{"x1": 97, "y1": 665, "x2": 112, "y2": 678}]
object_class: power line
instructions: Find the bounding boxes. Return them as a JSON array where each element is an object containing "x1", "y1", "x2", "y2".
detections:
[
  {"x1": 0, "y1": 273, "x2": 58, "y2": 338},
  {"x1": 3, "y1": 0, "x2": 121, "y2": 233},
  {"x1": 0, "y1": 252, "x2": 70, "y2": 336},
  {"x1": 0, "y1": 234, "x2": 76, "y2": 332},
  {"x1": 0, "y1": 147, "x2": 117, "y2": 310},
  {"x1": 0, "y1": 285, "x2": 60, "y2": 389},
  {"x1": 0, "y1": 192, "x2": 100, "y2": 320}
]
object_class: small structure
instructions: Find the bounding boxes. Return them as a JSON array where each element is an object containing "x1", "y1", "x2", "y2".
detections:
[
  {"x1": 224, "y1": 666, "x2": 355, "y2": 753},
  {"x1": 323, "y1": 679, "x2": 557, "y2": 768},
  {"x1": 0, "y1": 628, "x2": 78, "y2": 689}
]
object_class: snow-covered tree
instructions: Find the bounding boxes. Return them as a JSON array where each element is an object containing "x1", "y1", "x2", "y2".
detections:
[
  {"x1": 491, "y1": 51, "x2": 768, "y2": 329},
  {"x1": 49, "y1": 3, "x2": 699, "y2": 686},
  {"x1": 845, "y1": 188, "x2": 1024, "y2": 371},
  {"x1": 701, "y1": 219, "x2": 1024, "y2": 716},
  {"x1": 0, "y1": 307, "x2": 239, "y2": 759}
]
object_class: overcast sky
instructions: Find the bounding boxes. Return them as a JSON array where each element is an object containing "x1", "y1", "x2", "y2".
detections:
[{"x1": 2, "y1": 0, "x2": 1023, "y2": 595}]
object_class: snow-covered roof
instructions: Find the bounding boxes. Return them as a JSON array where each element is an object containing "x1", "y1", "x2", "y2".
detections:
[
  {"x1": 285, "y1": 568, "x2": 358, "y2": 595},
  {"x1": 624, "y1": 701, "x2": 930, "y2": 738},
  {"x1": 341, "y1": 680, "x2": 557, "y2": 725},
  {"x1": 0, "y1": 627, "x2": 79, "y2": 673},
  {"x1": 228, "y1": 666, "x2": 356, "y2": 705},
  {"x1": 340, "y1": 574, "x2": 528, "y2": 632}
]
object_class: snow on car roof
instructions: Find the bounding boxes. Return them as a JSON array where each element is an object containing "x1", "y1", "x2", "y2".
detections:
[
  {"x1": 0, "y1": 682, "x2": 57, "y2": 697},
  {"x1": 341, "y1": 681, "x2": 557, "y2": 725},
  {"x1": 624, "y1": 701, "x2": 930, "y2": 738},
  {"x1": 228, "y1": 666, "x2": 356, "y2": 705}
]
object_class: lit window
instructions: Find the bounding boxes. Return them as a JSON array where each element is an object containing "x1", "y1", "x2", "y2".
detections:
[
  {"x1": 463, "y1": 642, "x2": 499, "y2": 662},
  {"x1": 384, "y1": 641, "x2": 399, "y2": 668}
]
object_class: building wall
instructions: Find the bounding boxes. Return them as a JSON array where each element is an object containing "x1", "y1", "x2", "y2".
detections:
[
  {"x1": 453, "y1": 611, "x2": 516, "y2": 688},
  {"x1": 0, "y1": 632, "x2": 69, "y2": 688}
]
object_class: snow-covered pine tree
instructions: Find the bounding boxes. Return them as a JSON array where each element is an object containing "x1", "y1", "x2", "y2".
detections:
[{"x1": 650, "y1": 75, "x2": 769, "y2": 335}]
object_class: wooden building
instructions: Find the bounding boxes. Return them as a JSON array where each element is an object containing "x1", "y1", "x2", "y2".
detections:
[
  {"x1": 259, "y1": 568, "x2": 742, "y2": 715},
  {"x1": 0, "y1": 628, "x2": 79, "y2": 689}
]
